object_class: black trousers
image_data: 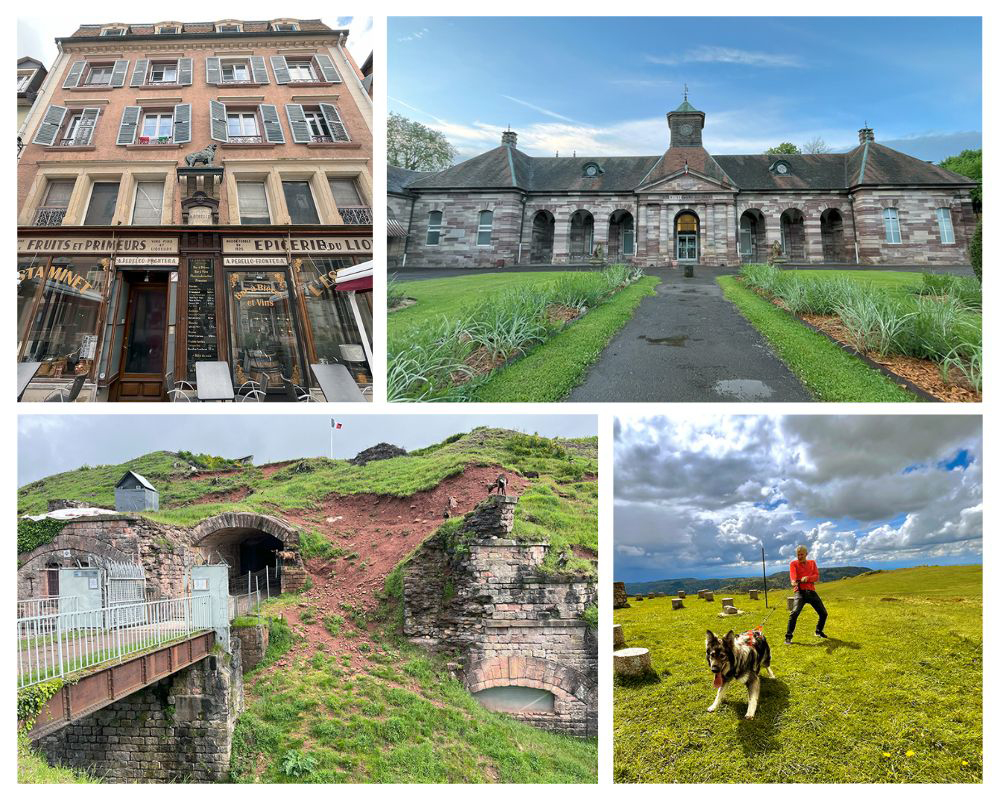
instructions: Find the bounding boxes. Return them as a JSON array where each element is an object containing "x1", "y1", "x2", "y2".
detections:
[{"x1": 785, "y1": 589, "x2": 827, "y2": 638}]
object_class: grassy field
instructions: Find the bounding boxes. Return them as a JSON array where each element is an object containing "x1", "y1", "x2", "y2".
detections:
[
  {"x1": 718, "y1": 276, "x2": 919, "y2": 402},
  {"x1": 18, "y1": 734, "x2": 100, "y2": 784},
  {"x1": 614, "y1": 565, "x2": 982, "y2": 783},
  {"x1": 232, "y1": 599, "x2": 597, "y2": 783}
]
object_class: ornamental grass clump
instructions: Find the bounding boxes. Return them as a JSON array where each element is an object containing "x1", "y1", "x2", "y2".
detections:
[
  {"x1": 835, "y1": 292, "x2": 915, "y2": 356},
  {"x1": 914, "y1": 273, "x2": 982, "y2": 310},
  {"x1": 739, "y1": 263, "x2": 781, "y2": 293},
  {"x1": 462, "y1": 288, "x2": 550, "y2": 359},
  {"x1": 387, "y1": 319, "x2": 474, "y2": 402}
]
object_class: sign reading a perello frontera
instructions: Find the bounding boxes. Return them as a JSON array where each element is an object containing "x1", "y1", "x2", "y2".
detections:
[
  {"x1": 17, "y1": 237, "x2": 179, "y2": 254},
  {"x1": 222, "y1": 236, "x2": 372, "y2": 255}
]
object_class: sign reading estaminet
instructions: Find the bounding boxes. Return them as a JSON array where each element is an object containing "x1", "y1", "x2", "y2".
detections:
[{"x1": 222, "y1": 236, "x2": 372, "y2": 255}]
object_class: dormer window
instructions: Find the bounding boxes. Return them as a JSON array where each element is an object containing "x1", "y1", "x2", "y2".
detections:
[
  {"x1": 582, "y1": 162, "x2": 602, "y2": 178},
  {"x1": 157, "y1": 25, "x2": 179, "y2": 35},
  {"x1": 771, "y1": 161, "x2": 791, "y2": 176},
  {"x1": 273, "y1": 22, "x2": 299, "y2": 31},
  {"x1": 100, "y1": 27, "x2": 126, "y2": 37},
  {"x1": 217, "y1": 22, "x2": 242, "y2": 33}
]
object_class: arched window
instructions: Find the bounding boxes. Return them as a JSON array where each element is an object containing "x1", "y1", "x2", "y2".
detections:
[
  {"x1": 477, "y1": 210, "x2": 493, "y2": 246},
  {"x1": 426, "y1": 210, "x2": 442, "y2": 245},
  {"x1": 936, "y1": 208, "x2": 955, "y2": 244},
  {"x1": 882, "y1": 208, "x2": 901, "y2": 244}
]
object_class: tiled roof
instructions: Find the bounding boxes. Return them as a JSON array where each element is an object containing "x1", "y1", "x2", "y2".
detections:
[
  {"x1": 713, "y1": 153, "x2": 850, "y2": 191},
  {"x1": 387, "y1": 165, "x2": 434, "y2": 194},
  {"x1": 638, "y1": 147, "x2": 734, "y2": 188},
  {"x1": 847, "y1": 142, "x2": 975, "y2": 187},
  {"x1": 66, "y1": 20, "x2": 336, "y2": 38}
]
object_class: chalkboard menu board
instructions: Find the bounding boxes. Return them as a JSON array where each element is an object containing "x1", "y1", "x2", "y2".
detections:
[{"x1": 186, "y1": 259, "x2": 218, "y2": 376}]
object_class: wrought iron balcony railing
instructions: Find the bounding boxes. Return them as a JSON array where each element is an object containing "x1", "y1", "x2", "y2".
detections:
[
  {"x1": 34, "y1": 207, "x2": 68, "y2": 226},
  {"x1": 58, "y1": 137, "x2": 92, "y2": 147},
  {"x1": 339, "y1": 207, "x2": 373, "y2": 225},
  {"x1": 136, "y1": 136, "x2": 174, "y2": 145},
  {"x1": 228, "y1": 135, "x2": 263, "y2": 145},
  {"x1": 310, "y1": 135, "x2": 334, "y2": 144}
]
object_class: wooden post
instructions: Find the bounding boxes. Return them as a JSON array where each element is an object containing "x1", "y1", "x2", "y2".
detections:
[
  {"x1": 677, "y1": 590, "x2": 686, "y2": 599},
  {"x1": 636, "y1": 595, "x2": 644, "y2": 601},
  {"x1": 613, "y1": 624, "x2": 625, "y2": 648},
  {"x1": 671, "y1": 598, "x2": 684, "y2": 610},
  {"x1": 614, "y1": 647, "x2": 653, "y2": 678},
  {"x1": 749, "y1": 589, "x2": 758, "y2": 600},
  {"x1": 704, "y1": 592, "x2": 714, "y2": 601},
  {"x1": 721, "y1": 597, "x2": 734, "y2": 608}
]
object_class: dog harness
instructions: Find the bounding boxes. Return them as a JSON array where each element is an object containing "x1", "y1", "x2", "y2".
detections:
[{"x1": 743, "y1": 625, "x2": 764, "y2": 645}]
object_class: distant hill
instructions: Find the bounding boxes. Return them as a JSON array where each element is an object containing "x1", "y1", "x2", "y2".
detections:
[{"x1": 625, "y1": 566, "x2": 872, "y2": 596}]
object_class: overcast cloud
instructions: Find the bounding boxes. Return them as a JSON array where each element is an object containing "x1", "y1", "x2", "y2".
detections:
[
  {"x1": 614, "y1": 415, "x2": 982, "y2": 582},
  {"x1": 18, "y1": 414, "x2": 596, "y2": 486}
]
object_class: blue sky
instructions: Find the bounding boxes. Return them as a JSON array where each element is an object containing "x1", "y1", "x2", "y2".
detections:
[
  {"x1": 389, "y1": 16, "x2": 982, "y2": 162},
  {"x1": 614, "y1": 415, "x2": 982, "y2": 583}
]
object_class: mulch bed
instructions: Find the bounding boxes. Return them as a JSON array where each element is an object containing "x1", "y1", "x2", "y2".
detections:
[{"x1": 745, "y1": 283, "x2": 980, "y2": 402}]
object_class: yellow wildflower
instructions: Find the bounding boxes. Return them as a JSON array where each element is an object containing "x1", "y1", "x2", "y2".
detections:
[{"x1": 906, "y1": 750, "x2": 915, "y2": 758}]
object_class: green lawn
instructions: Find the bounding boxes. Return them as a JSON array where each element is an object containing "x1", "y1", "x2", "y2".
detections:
[
  {"x1": 18, "y1": 734, "x2": 100, "y2": 784},
  {"x1": 614, "y1": 565, "x2": 982, "y2": 783},
  {"x1": 788, "y1": 269, "x2": 925, "y2": 293},
  {"x1": 718, "y1": 276, "x2": 919, "y2": 402},
  {"x1": 472, "y1": 277, "x2": 658, "y2": 401}
]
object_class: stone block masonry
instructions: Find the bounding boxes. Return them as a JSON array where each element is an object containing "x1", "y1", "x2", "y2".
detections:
[
  {"x1": 403, "y1": 495, "x2": 597, "y2": 737},
  {"x1": 38, "y1": 638, "x2": 244, "y2": 782}
]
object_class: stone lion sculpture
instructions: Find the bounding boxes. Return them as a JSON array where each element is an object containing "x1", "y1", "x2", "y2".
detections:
[{"x1": 185, "y1": 143, "x2": 218, "y2": 167}]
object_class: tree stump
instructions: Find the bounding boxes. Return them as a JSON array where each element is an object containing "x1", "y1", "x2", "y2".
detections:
[
  {"x1": 722, "y1": 597, "x2": 734, "y2": 608},
  {"x1": 671, "y1": 598, "x2": 684, "y2": 610},
  {"x1": 613, "y1": 581, "x2": 629, "y2": 609},
  {"x1": 614, "y1": 647, "x2": 652, "y2": 678},
  {"x1": 636, "y1": 595, "x2": 644, "y2": 601},
  {"x1": 749, "y1": 590, "x2": 759, "y2": 600},
  {"x1": 677, "y1": 590, "x2": 686, "y2": 599},
  {"x1": 698, "y1": 589, "x2": 708, "y2": 598},
  {"x1": 786, "y1": 596, "x2": 797, "y2": 611},
  {"x1": 704, "y1": 592, "x2": 714, "y2": 601},
  {"x1": 613, "y1": 624, "x2": 625, "y2": 648}
]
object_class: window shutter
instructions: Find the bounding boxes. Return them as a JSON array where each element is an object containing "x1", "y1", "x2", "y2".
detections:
[
  {"x1": 117, "y1": 106, "x2": 141, "y2": 145},
  {"x1": 314, "y1": 53, "x2": 342, "y2": 83},
  {"x1": 173, "y1": 103, "x2": 192, "y2": 144},
  {"x1": 110, "y1": 59, "x2": 129, "y2": 88},
  {"x1": 130, "y1": 59, "x2": 149, "y2": 87},
  {"x1": 206, "y1": 56, "x2": 221, "y2": 85},
  {"x1": 63, "y1": 61, "x2": 85, "y2": 89},
  {"x1": 76, "y1": 107, "x2": 101, "y2": 145},
  {"x1": 32, "y1": 105, "x2": 67, "y2": 146},
  {"x1": 270, "y1": 55, "x2": 290, "y2": 84},
  {"x1": 178, "y1": 58, "x2": 193, "y2": 86},
  {"x1": 250, "y1": 56, "x2": 269, "y2": 84},
  {"x1": 284, "y1": 104, "x2": 310, "y2": 143},
  {"x1": 259, "y1": 104, "x2": 284, "y2": 143},
  {"x1": 210, "y1": 100, "x2": 228, "y2": 142},
  {"x1": 319, "y1": 103, "x2": 349, "y2": 142}
]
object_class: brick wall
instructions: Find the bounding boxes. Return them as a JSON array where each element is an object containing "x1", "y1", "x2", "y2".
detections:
[{"x1": 38, "y1": 639, "x2": 244, "y2": 782}]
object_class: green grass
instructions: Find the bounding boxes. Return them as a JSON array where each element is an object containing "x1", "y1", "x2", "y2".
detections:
[
  {"x1": 614, "y1": 565, "x2": 982, "y2": 783},
  {"x1": 232, "y1": 583, "x2": 597, "y2": 783},
  {"x1": 18, "y1": 733, "x2": 100, "y2": 783},
  {"x1": 718, "y1": 276, "x2": 918, "y2": 402},
  {"x1": 471, "y1": 277, "x2": 658, "y2": 402},
  {"x1": 17, "y1": 429, "x2": 598, "y2": 534}
]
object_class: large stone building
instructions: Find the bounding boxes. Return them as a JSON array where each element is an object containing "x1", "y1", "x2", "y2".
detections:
[
  {"x1": 388, "y1": 97, "x2": 977, "y2": 269},
  {"x1": 18, "y1": 19, "x2": 373, "y2": 401}
]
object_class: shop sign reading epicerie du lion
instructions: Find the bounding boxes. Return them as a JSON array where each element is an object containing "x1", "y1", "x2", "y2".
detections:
[{"x1": 222, "y1": 236, "x2": 372, "y2": 255}]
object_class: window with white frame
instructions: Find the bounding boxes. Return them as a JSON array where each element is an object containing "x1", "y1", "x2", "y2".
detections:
[
  {"x1": 882, "y1": 208, "x2": 901, "y2": 244},
  {"x1": 157, "y1": 25, "x2": 178, "y2": 34},
  {"x1": 477, "y1": 210, "x2": 494, "y2": 246},
  {"x1": 17, "y1": 71, "x2": 33, "y2": 92},
  {"x1": 221, "y1": 60, "x2": 251, "y2": 83},
  {"x1": 237, "y1": 181, "x2": 271, "y2": 224},
  {"x1": 148, "y1": 62, "x2": 178, "y2": 84},
  {"x1": 217, "y1": 23, "x2": 242, "y2": 33},
  {"x1": 936, "y1": 207, "x2": 955, "y2": 244},
  {"x1": 35, "y1": 180, "x2": 75, "y2": 225},
  {"x1": 139, "y1": 112, "x2": 173, "y2": 143},
  {"x1": 83, "y1": 64, "x2": 114, "y2": 86},
  {"x1": 227, "y1": 111, "x2": 260, "y2": 140},
  {"x1": 303, "y1": 109, "x2": 332, "y2": 139},
  {"x1": 273, "y1": 22, "x2": 299, "y2": 31},
  {"x1": 62, "y1": 113, "x2": 88, "y2": 145},
  {"x1": 426, "y1": 210, "x2": 442, "y2": 245},
  {"x1": 286, "y1": 59, "x2": 316, "y2": 81},
  {"x1": 132, "y1": 181, "x2": 165, "y2": 224},
  {"x1": 100, "y1": 27, "x2": 125, "y2": 36}
]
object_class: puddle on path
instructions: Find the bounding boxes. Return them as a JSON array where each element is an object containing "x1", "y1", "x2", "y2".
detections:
[
  {"x1": 640, "y1": 334, "x2": 688, "y2": 347},
  {"x1": 713, "y1": 379, "x2": 774, "y2": 400}
]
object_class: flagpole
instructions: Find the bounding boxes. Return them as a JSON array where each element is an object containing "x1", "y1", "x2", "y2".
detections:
[
  {"x1": 761, "y1": 544, "x2": 769, "y2": 609},
  {"x1": 330, "y1": 421, "x2": 334, "y2": 460}
]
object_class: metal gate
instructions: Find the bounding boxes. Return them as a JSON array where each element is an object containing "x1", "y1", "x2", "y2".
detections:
[{"x1": 105, "y1": 560, "x2": 147, "y2": 626}]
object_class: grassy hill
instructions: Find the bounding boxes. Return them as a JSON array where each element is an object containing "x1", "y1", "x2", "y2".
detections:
[
  {"x1": 626, "y1": 566, "x2": 872, "y2": 596},
  {"x1": 614, "y1": 565, "x2": 982, "y2": 783}
]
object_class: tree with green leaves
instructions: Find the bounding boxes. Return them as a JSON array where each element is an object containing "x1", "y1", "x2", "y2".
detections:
[
  {"x1": 939, "y1": 148, "x2": 982, "y2": 206},
  {"x1": 387, "y1": 112, "x2": 457, "y2": 171},
  {"x1": 765, "y1": 142, "x2": 801, "y2": 155}
]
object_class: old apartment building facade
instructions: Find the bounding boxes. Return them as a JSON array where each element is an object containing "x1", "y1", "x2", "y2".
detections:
[
  {"x1": 18, "y1": 19, "x2": 373, "y2": 401},
  {"x1": 388, "y1": 98, "x2": 978, "y2": 269}
]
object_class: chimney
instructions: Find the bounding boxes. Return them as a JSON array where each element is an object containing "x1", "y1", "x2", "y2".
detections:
[
  {"x1": 858, "y1": 127, "x2": 875, "y2": 144},
  {"x1": 501, "y1": 130, "x2": 518, "y2": 148}
]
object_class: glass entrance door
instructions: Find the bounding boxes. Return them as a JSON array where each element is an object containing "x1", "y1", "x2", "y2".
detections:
[
  {"x1": 226, "y1": 269, "x2": 305, "y2": 394},
  {"x1": 115, "y1": 282, "x2": 168, "y2": 401},
  {"x1": 677, "y1": 234, "x2": 698, "y2": 261}
]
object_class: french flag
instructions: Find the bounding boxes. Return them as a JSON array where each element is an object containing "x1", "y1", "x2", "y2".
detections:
[{"x1": 331, "y1": 420, "x2": 343, "y2": 429}]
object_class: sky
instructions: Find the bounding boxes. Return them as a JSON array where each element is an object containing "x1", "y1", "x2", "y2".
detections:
[
  {"x1": 17, "y1": 414, "x2": 596, "y2": 486},
  {"x1": 614, "y1": 415, "x2": 982, "y2": 583},
  {"x1": 389, "y1": 16, "x2": 982, "y2": 162},
  {"x1": 18, "y1": 7, "x2": 374, "y2": 67}
]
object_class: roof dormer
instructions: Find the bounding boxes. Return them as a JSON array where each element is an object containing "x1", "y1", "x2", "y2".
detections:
[
  {"x1": 155, "y1": 22, "x2": 183, "y2": 35},
  {"x1": 582, "y1": 161, "x2": 604, "y2": 178},
  {"x1": 769, "y1": 160, "x2": 792, "y2": 176},
  {"x1": 215, "y1": 20, "x2": 243, "y2": 33},
  {"x1": 100, "y1": 24, "x2": 128, "y2": 37},
  {"x1": 271, "y1": 20, "x2": 300, "y2": 32}
]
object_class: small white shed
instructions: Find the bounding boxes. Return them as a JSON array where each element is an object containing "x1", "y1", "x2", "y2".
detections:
[{"x1": 114, "y1": 470, "x2": 159, "y2": 512}]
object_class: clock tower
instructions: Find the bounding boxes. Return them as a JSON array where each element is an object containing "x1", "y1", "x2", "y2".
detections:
[{"x1": 667, "y1": 89, "x2": 705, "y2": 148}]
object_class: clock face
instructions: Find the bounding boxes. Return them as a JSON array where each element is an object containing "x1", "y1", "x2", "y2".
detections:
[
  {"x1": 679, "y1": 123, "x2": 694, "y2": 136},
  {"x1": 776, "y1": 163, "x2": 788, "y2": 174}
]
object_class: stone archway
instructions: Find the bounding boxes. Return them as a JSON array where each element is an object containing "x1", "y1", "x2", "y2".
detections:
[
  {"x1": 465, "y1": 655, "x2": 597, "y2": 736},
  {"x1": 674, "y1": 210, "x2": 700, "y2": 262},
  {"x1": 192, "y1": 512, "x2": 302, "y2": 593},
  {"x1": 739, "y1": 209, "x2": 767, "y2": 264},
  {"x1": 820, "y1": 208, "x2": 847, "y2": 262},
  {"x1": 530, "y1": 210, "x2": 555, "y2": 264},
  {"x1": 780, "y1": 209, "x2": 806, "y2": 260},
  {"x1": 569, "y1": 210, "x2": 594, "y2": 260},
  {"x1": 608, "y1": 210, "x2": 635, "y2": 260}
]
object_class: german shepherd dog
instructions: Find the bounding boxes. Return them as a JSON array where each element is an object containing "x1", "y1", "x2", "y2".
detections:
[{"x1": 705, "y1": 629, "x2": 775, "y2": 719}]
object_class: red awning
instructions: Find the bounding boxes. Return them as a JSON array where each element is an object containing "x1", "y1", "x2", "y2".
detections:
[{"x1": 335, "y1": 276, "x2": 372, "y2": 292}]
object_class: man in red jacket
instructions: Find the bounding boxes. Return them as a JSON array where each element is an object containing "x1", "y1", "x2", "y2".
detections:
[{"x1": 785, "y1": 545, "x2": 828, "y2": 644}]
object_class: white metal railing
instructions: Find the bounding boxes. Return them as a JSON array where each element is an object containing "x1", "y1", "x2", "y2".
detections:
[
  {"x1": 16, "y1": 595, "x2": 212, "y2": 690},
  {"x1": 17, "y1": 596, "x2": 80, "y2": 620}
]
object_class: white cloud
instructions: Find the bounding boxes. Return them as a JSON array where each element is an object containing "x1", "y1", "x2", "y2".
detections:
[{"x1": 646, "y1": 46, "x2": 803, "y2": 68}]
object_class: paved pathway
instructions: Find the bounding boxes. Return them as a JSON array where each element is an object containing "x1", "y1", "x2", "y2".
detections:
[{"x1": 567, "y1": 267, "x2": 815, "y2": 403}]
